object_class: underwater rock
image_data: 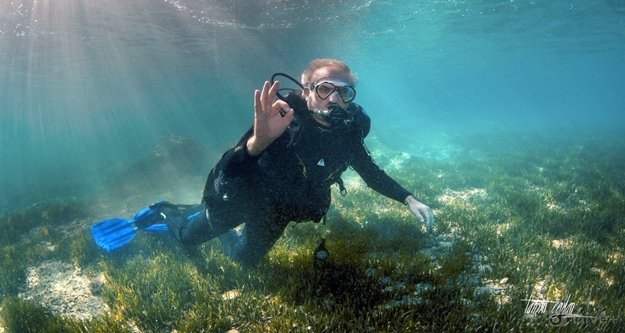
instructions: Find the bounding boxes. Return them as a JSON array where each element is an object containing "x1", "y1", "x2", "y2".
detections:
[{"x1": 106, "y1": 135, "x2": 215, "y2": 196}]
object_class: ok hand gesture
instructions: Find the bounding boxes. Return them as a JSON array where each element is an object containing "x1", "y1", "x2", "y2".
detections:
[{"x1": 246, "y1": 81, "x2": 294, "y2": 156}]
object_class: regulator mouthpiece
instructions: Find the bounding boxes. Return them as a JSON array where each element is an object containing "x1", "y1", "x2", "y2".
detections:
[{"x1": 312, "y1": 104, "x2": 354, "y2": 130}]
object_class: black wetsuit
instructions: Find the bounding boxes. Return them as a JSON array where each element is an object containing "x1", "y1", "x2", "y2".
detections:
[{"x1": 167, "y1": 94, "x2": 411, "y2": 266}]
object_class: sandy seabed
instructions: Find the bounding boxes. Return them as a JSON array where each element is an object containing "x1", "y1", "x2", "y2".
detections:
[{"x1": 18, "y1": 260, "x2": 109, "y2": 321}]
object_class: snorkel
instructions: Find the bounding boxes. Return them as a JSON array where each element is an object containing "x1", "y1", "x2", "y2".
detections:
[{"x1": 271, "y1": 72, "x2": 356, "y2": 130}]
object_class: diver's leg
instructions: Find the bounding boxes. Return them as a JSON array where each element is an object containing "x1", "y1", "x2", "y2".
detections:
[
  {"x1": 222, "y1": 216, "x2": 290, "y2": 267},
  {"x1": 164, "y1": 203, "x2": 235, "y2": 246}
]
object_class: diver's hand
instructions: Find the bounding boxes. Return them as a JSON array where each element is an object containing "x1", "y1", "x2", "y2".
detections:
[
  {"x1": 247, "y1": 81, "x2": 294, "y2": 156},
  {"x1": 405, "y1": 195, "x2": 435, "y2": 230}
]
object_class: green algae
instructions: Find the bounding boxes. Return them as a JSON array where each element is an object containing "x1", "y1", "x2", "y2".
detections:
[{"x1": 1, "y1": 129, "x2": 624, "y2": 332}]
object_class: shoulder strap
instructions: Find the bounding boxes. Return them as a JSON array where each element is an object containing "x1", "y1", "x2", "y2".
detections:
[
  {"x1": 283, "y1": 93, "x2": 311, "y2": 147},
  {"x1": 349, "y1": 103, "x2": 371, "y2": 143}
]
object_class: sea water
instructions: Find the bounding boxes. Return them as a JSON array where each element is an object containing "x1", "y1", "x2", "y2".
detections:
[
  {"x1": 1, "y1": 0, "x2": 624, "y2": 213},
  {"x1": 1, "y1": 1, "x2": 625, "y2": 331}
]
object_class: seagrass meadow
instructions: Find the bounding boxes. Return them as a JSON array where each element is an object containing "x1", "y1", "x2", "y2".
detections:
[
  {"x1": 2, "y1": 0, "x2": 624, "y2": 331},
  {"x1": 1, "y1": 128, "x2": 624, "y2": 332}
]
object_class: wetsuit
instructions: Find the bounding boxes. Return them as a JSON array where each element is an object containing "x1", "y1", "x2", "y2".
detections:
[{"x1": 166, "y1": 94, "x2": 412, "y2": 266}]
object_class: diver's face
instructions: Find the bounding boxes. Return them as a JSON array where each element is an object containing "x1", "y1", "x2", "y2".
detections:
[{"x1": 304, "y1": 67, "x2": 352, "y2": 112}]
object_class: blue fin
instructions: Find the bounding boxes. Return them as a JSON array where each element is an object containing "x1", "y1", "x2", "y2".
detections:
[
  {"x1": 143, "y1": 223, "x2": 169, "y2": 232},
  {"x1": 91, "y1": 217, "x2": 138, "y2": 253},
  {"x1": 91, "y1": 202, "x2": 200, "y2": 253}
]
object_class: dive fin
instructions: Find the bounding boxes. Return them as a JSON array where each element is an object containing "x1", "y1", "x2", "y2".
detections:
[{"x1": 90, "y1": 201, "x2": 199, "y2": 253}]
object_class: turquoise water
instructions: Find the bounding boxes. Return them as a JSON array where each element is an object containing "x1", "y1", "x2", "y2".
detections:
[
  {"x1": 1, "y1": 0, "x2": 624, "y2": 214},
  {"x1": 2, "y1": 2, "x2": 625, "y2": 331}
]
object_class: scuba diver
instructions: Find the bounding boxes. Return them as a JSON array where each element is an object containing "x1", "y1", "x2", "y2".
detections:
[{"x1": 93, "y1": 58, "x2": 435, "y2": 266}]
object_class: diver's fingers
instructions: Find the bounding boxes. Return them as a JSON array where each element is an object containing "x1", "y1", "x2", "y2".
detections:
[
  {"x1": 424, "y1": 207, "x2": 435, "y2": 229},
  {"x1": 414, "y1": 209, "x2": 425, "y2": 224},
  {"x1": 420, "y1": 206, "x2": 434, "y2": 226},
  {"x1": 266, "y1": 82, "x2": 283, "y2": 117},
  {"x1": 259, "y1": 81, "x2": 272, "y2": 113},
  {"x1": 428, "y1": 215, "x2": 436, "y2": 229},
  {"x1": 268, "y1": 80, "x2": 280, "y2": 102},
  {"x1": 262, "y1": 81, "x2": 279, "y2": 112},
  {"x1": 254, "y1": 89, "x2": 262, "y2": 114},
  {"x1": 278, "y1": 104, "x2": 294, "y2": 121},
  {"x1": 273, "y1": 99, "x2": 292, "y2": 116}
]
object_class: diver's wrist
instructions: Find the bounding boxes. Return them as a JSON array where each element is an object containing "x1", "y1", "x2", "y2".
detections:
[{"x1": 246, "y1": 136, "x2": 266, "y2": 156}]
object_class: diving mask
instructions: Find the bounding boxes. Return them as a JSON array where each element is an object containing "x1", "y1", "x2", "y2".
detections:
[
  {"x1": 308, "y1": 80, "x2": 356, "y2": 103},
  {"x1": 269, "y1": 73, "x2": 356, "y2": 129}
]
